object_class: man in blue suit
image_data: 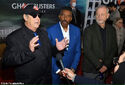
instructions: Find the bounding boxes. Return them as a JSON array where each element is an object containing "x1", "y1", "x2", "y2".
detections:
[{"x1": 47, "y1": 7, "x2": 81, "y2": 84}]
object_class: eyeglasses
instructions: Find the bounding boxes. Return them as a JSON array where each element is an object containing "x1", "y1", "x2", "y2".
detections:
[{"x1": 30, "y1": 13, "x2": 41, "y2": 18}]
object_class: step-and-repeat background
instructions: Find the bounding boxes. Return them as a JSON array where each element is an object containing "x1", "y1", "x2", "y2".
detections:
[{"x1": 0, "y1": 0, "x2": 123, "y2": 83}]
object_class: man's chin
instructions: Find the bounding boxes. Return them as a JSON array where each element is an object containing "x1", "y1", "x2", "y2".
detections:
[
  {"x1": 62, "y1": 22, "x2": 68, "y2": 25},
  {"x1": 97, "y1": 21, "x2": 104, "y2": 24},
  {"x1": 34, "y1": 25, "x2": 40, "y2": 28}
]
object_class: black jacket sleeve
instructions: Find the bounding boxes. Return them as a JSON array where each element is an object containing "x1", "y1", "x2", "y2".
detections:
[
  {"x1": 113, "y1": 62, "x2": 125, "y2": 84},
  {"x1": 2, "y1": 35, "x2": 35, "y2": 67},
  {"x1": 74, "y1": 75, "x2": 103, "y2": 84}
]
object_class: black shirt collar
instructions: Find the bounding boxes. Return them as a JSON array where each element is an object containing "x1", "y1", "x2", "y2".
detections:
[{"x1": 23, "y1": 25, "x2": 40, "y2": 35}]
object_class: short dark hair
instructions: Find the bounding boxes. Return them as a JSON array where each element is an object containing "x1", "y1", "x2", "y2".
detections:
[
  {"x1": 120, "y1": 2, "x2": 125, "y2": 6},
  {"x1": 59, "y1": 6, "x2": 72, "y2": 15},
  {"x1": 107, "y1": 2, "x2": 117, "y2": 8},
  {"x1": 113, "y1": 17, "x2": 122, "y2": 25}
]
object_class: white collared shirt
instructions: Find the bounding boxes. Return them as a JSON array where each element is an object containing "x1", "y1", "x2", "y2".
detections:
[
  {"x1": 59, "y1": 22, "x2": 70, "y2": 42},
  {"x1": 56, "y1": 22, "x2": 70, "y2": 74}
]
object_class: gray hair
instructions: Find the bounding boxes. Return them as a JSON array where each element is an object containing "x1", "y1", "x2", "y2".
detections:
[{"x1": 96, "y1": 5, "x2": 109, "y2": 14}]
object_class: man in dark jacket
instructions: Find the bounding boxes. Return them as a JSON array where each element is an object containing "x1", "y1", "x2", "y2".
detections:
[
  {"x1": 1, "y1": 4, "x2": 68, "y2": 84},
  {"x1": 70, "y1": 0, "x2": 84, "y2": 32},
  {"x1": 118, "y1": 2, "x2": 125, "y2": 27},
  {"x1": 82, "y1": 5, "x2": 118, "y2": 82}
]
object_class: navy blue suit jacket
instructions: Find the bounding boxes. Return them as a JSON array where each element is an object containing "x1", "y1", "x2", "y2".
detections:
[{"x1": 75, "y1": 75, "x2": 103, "y2": 84}]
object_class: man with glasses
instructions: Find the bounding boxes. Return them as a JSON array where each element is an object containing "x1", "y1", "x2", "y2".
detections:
[
  {"x1": 113, "y1": 17, "x2": 125, "y2": 55},
  {"x1": 1, "y1": 4, "x2": 68, "y2": 84}
]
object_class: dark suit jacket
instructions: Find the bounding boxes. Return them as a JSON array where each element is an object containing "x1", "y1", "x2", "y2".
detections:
[
  {"x1": 75, "y1": 75, "x2": 103, "y2": 84},
  {"x1": 2, "y1": 26, "x2": 52, "y2": 84},
  {"x1": 82, "y1": 22, "x2": 118, "y2": 73},
  {"x1": 121, "y1": 40, "x2": 125, "y2": 52},
  {"x1": 71, "y1": 8, "x2": 84, "y2": 29}
]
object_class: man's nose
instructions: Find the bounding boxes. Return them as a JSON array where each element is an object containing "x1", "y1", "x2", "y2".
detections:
[{"x1": 36, "y1": 15, "x2": 40, "y2": 18}]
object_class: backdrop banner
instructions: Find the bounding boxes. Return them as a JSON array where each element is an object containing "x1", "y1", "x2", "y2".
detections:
[{"x1": 0, "y1": 0, "x2": 86, "y2": 43}]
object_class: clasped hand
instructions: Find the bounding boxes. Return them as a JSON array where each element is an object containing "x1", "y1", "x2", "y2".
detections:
[{"x1": 61, "y1": 68, "x2": 75, "y2": 81}]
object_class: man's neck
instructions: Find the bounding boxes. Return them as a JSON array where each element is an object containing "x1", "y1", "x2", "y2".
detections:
[
  {"x1": 71, "y1": 6, "x2": 75, "y2": 9},
  {"x1": 59, "y1": 22, "x2": 69, "y2": 32},
  {"x1": 63, "y1": 27, "x2": 68, "y2": 32},
  {"x1": 99, "y1": 23, "x2": 105, "y2": 29}
]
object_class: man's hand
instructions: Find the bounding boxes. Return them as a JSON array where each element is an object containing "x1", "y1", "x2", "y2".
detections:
[
  {"x1": 99, "y1": 65, "x2": 107, "y2": 73},
  {"x1": 118, "y1": 52, "x2": 125, "y2": 63},
  {"x1": 62, "y1": 68, "x2": 75, "y2": 81},
  {"x1": 58, "y1": 70, "x2": 63, "y2": 76},
  {"x1": 56, "y1": 38, "x2": 68, "y2": 51},
  {"x1": 71, "y1": 68, "x2": 75, "y2": 73},
  {"x1": 114, "y1": 64, "x2": 119, "y2": 73},
  {"x1": 114, "y1": 52, "x2": 125, "y2": 73},
  {"x1": 29, "y1": 36, "x2": 39, "y2": 52}
]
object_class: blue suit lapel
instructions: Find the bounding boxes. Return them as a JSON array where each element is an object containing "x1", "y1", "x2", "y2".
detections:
[
  {"x1": 69, "y1": 24, "x2": 74, "y2": 50},
  {"x1": 56, "y1": 23, "x2": 64, "y2": 41},
  {"x1": 56, "y1": 23, "x2": 74, "y2": 51}
]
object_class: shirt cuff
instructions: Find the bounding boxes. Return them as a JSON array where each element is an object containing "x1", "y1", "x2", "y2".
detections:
[
  {"x1": 56, "y1": 69, "x2": 61, "y2": 74},
  {"x1": 72, "y1": 74, "x2": 76, "y2": 82}
]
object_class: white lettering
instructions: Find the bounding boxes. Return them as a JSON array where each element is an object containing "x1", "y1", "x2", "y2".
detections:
[
  {"x1": 11, "y1": 3, "x2": 56, "y2": 10},
  {"x1": 102, "y1": 0, "x2": 117, "y2": 4},
  {"x1": 12, "y1": 3, "x2": 22, "y2": 9}
]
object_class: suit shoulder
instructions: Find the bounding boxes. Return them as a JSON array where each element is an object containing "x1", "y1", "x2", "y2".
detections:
[
  {"x1": 84, "y1": 24, "x2": 94, "y2": 32},
  {"x1": 83, "y1": 24, "x2": 97, "y2": 36},
  {"x1": 6, "y1": 28, "x2": 22, "y2": 39},
  {"x1": 106, "y1": 23, "x2": 116, "y2": 31},
  {"x1": 70, "y1": 24, "x2": 80, "y2": 32},
  {"x1": 38, "y1": 28, "x2": 48, "y2": 36}
]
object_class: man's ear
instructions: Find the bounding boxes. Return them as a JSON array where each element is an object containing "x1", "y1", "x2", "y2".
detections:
[
  {"x1": 58, "y1": 15, "x2": 60, "y2": 19},
  {"x1": 70, "y1": 16, "x2": 72, "y2": 21},
  {"x1": 23, "y1": 14, "x2": 28, "y2": 21},
  {"x1": 107, "y1": 13, "x2": 110, "y2": 19}
]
